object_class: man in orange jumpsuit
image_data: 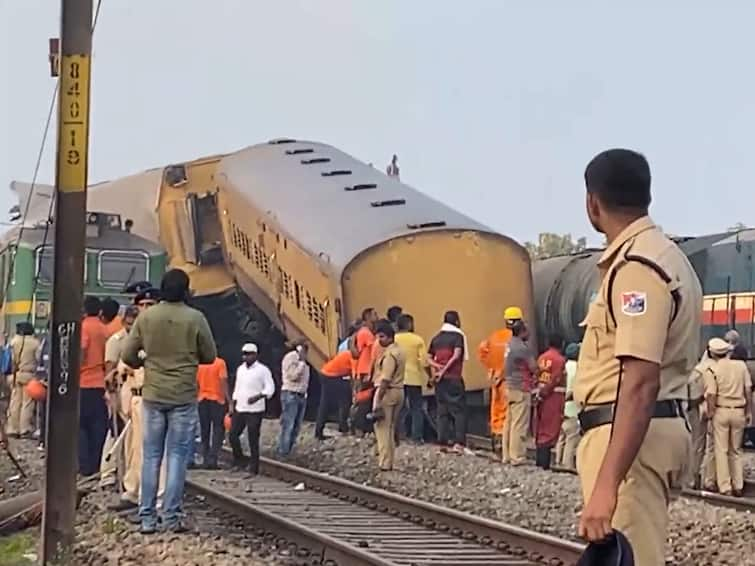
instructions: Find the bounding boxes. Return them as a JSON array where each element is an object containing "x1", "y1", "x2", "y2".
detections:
[{"x1": 478, "y1": 306, "x2": 523, "y2": 450}]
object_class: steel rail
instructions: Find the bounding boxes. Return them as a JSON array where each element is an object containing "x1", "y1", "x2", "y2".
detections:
[
  {"x1": 193, "y1": 451, "x2": 585, "y2": 565},
  {"x1": 466, "y1": 434, "x2": 755, "y2": 512}
]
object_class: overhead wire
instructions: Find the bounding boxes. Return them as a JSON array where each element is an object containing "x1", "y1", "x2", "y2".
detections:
[
  {"x1": 24, "y1": 0, "x2": 106, "y2": 329},
  {"x1": 3, "y1": 0, "x2": 104, "y2": 377}
]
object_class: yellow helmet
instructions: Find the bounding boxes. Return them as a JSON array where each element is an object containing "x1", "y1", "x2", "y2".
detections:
[{"x1": 504, "y1": 306, "x2": 523, "y2": 320}]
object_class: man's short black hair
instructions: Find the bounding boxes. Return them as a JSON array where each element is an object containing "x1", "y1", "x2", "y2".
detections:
[
  {"x1": 160, "y1": 268, "x2": 190, "y2": 303},
  {"x1": 84, "y1": 295, "x2": 102, "y2": 316},
  {"x1": 375, "y1": 319, "x2": 395, "y2": 339},
  {"x1": 548, "y1": 334, "x2": 563, "y2": 349},
  {"x1": 361, "y1": 307, "x2": 376, "y2": 321},
  {"x1": 443, "y1": 310, "x2": 460, "y2": 327},
  {"x1": 101, "y1": 297, "x2": 120, "y2": 321},
  {"x1": 386, "y1": 305, "x2": 403, "y2": 323},
  {"x1": 584, "y1": 149, "x2": 651, "y2": 210},
  {"x1": 397, "y1": 313, "x2": 413, "y2": 331}
]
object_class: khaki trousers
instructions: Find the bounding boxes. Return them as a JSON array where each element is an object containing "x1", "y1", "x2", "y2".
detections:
[
  {"x1": 712, "y1": 407, "x2": 746, "y2": 494},
  {"x1": 374, "y1": 388, "x2": 404, "y2": 471},
  {"x1": 555, "y1": 416, "x2": 580, "y2": 470},
  {"x1": 6, "y1": 377, "x2": 35, "y2": 435},
  {"x1": 578, "y1": 418, "x2": 690, "y2": 566},
  {"x1": 686, "y1": 404, "x2": 706, "y2": 487},
  {"x1": 701, "y1": 420, "x2": 717, "y2": 489},
  {"x1": 122, "y1": 396, "x2": 165, "y2": 503},
  {"x1": 501, "y1": 388, "x2": 530, "y2": 464}
]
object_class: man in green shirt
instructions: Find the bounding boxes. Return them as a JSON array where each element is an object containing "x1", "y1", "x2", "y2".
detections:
[{"x1": 123, "y1": 268, "x2": 216, "y2": 534}]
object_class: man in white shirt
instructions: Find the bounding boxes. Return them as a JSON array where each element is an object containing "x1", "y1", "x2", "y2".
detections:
[
  {"x1": 277, "y1": 341, "x2": 310, "y2": 456},
  {"x1": 230, "y1": 343, "x2": 275, "y2": 475}
]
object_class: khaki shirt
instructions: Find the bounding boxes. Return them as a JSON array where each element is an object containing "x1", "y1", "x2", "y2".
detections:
[
  {"x1": 11, "y1": 334, "x2": 41, "y2": 382},
  {"x1": 703, "y1": 357, "x2": 752, "y2": 408},
  {"x1": 575, "y1": 216, "x2": 703, "y2": 406},
  {"x1": 375, "y1": 342, "x2": 406, "y2": 389},
  {"x1": 688, "y1": 354, "x2": 713, "y2": 403},
  {"x1": 105, "y1": 328, "x2": 129, "y2": 365}
]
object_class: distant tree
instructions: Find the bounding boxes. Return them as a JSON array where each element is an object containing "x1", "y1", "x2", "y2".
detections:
[
  {"x1": 727, "y1": 222, "x2": 749, "y2": 232},
  {"x1": 524, "y1": 233, "x2": 587, "y2": 260}
]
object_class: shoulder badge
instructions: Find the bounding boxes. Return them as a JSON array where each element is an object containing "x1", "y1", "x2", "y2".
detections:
[{"x1": 621, "y1": 291, "x2": 647, "y2": 316}]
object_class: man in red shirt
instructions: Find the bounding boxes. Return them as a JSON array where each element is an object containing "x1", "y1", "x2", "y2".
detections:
[
  {"x1": 533, "y1": 335, "x2": 566, "y2": 470},
  {"x1": 80, "y1": 296, "x2": 109, "y2": 477}
]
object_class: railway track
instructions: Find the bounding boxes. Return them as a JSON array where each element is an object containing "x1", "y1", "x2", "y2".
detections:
[
  {"x1": 466, "y1": 434, "x2": 755, "y2": 512},
  {"x1": 186, "y1": 456, "x2": 584, "y2": 566}
]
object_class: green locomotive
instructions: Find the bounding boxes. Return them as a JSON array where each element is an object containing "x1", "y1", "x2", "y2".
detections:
[{"x1": 0, "y1": 211, "x2": 167, "y2": 336}]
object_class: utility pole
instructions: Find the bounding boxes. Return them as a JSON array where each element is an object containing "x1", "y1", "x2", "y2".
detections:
[{"x1": 41, "y1": 0, "x2": 93, "y2": 563}]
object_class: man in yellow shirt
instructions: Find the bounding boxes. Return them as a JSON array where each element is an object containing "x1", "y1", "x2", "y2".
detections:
[{"x1": 395, "y1": 314, "x2": 429, "y2": 443}]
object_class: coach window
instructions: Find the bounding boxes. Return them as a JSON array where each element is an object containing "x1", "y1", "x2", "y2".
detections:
[{"x1": 97, "y1": 250, "x2": 149, "y2": 288}]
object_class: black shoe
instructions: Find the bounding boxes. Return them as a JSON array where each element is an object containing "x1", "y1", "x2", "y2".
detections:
[
  {"x1": 108, "y1": 499, "x2": 138, "y2": 512},
  {"x1": 187, "y1": 462, "x2": 199, "y2": 470},
  {"x1": 203, "y1": 461, "x2": 219, "y2": 470},
  {"x1": 126, "y1": 512, "x2": 142, "y2": 525}
]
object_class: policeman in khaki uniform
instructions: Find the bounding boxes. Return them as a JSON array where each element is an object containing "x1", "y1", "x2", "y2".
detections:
[
  {"x1": 575, "y1": 149, "x2": 702, "y2": 566},
  {"x1": 372, "y1": 320, "x2": 406, "y2": 472},
  {"x1": 686, "y1": 350, "x2": 714, "y2": 489},
  {"x1": 703, "y1": 337, "x2": 753, "y2": 496},
  {"x1": 108, "y1": 290, "x2": 166, "y2": 513}
]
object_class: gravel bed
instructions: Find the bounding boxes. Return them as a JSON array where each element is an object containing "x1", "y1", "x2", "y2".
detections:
[
  {"x1": 258, "y1": 419, "x2": 755, "y2": 566},
  {"x1": 70, "y1": 488, "x2": 293, "y2": 566},
  {"x1": 0, "y1": 438, "x2": 44, "y2": 500}
]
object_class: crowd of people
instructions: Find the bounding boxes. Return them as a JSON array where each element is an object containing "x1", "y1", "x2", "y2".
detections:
[{"x1": 1, "y1": 160, "x2": 755, "y2": 566}]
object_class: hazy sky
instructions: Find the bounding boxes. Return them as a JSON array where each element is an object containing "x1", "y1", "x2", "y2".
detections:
[{"x1": 2, "y1": 1, "x2": 754, "y2": 245}]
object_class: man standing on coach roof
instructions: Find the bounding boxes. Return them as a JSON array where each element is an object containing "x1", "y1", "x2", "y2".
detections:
[
  {"x1": 123, "y1": 268, "x2": 217, "y2": 534},
  {"x1": 575, "y1": 149, "x2": 702, "y2": 566}
]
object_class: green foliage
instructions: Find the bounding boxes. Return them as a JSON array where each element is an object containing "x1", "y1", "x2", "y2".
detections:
[
  {"x1": 0, "y1": 532, "x2": 36, "y2": 566},
  {"x1": 524, "y1": 233, "x2": 588, "y2": 260}
]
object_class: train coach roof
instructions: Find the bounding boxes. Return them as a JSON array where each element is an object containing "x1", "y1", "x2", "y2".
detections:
[{"x1": 219, "y1": 140, "x2": 510, "y2": 273}]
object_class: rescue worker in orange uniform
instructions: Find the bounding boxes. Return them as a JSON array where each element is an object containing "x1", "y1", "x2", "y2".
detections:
[{"x1": 478, "y1": 307, "x2": 522, "y2": 449}]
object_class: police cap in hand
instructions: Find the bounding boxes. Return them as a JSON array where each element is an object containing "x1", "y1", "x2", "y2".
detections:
[{"x1": 577, "y1": 530, "x2": 634, "y2": 566}]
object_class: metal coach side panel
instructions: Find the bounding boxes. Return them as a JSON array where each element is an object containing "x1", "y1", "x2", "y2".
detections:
[{"x1": 342, "y1": 230, "x2": 534, "y2": 392}]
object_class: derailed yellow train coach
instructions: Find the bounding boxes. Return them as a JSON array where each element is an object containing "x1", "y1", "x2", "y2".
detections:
[{"x1": 214, "y1": 139, "x2": 534, "y2": 414}]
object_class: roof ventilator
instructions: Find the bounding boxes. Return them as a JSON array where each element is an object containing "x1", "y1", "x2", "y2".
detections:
[
  {"x1": 301, "y1": 157, "x2": 331, "y2": 165},
  {"x1": 268, "y1": 138, "x2": 297, "y2": 144},
  {"x1": 345, "y1": 183, "x2": 378, "y2": 192},
  {"x1": 321, "y1": 170, "x2": 352, "y2": 177},
  {"x1": 407, "y1": 221, "x2": 447, "y2": 229},
  {"x1": 371, "y1": 199, "x2": 406, "y2": 208},
  {"x1": 285, "y1": 148, "x2": 314, "y2": 155}
]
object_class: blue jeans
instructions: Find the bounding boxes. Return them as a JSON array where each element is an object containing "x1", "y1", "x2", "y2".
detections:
[
  {"x1": 186, "y1": 406, "x2": 200, "y2": 466},
  {"x1": 277, "y1": 390, "x2": 306, "y2": 455},
  {"x1": 403, "y1": 385, "x2": 424, "y2": 442},
  {"x1": 139, "y1": 400, "x2": 196, "y2": 530}
]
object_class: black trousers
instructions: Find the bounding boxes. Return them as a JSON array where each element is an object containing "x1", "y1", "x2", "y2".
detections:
[
  {"x1": 78, "y1": 388, "x2": 108, "y2": 476},
  {"x1": 199, "y1": 399, "x2": 225, "y2": 466},
  {"x1": 229, "y1": 412, "x2": 263, "y2": 474},
  {"x1": 436, "y1": 378, "x2": 466, "y2": 445},
  {"x1": 535, "y1": 446, "x2": 552, "y2": 470},
  {"x1": 315, "y1": 376, "x2": 350, "y2": 437}
]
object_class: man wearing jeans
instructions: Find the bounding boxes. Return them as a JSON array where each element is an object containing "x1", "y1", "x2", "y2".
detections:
[
  {"x1": 278, "y1": 341, "x2": 309, "y2": 456},
  {"x1": 123, "y1": 269, "x2": 216, "y2": 534}
]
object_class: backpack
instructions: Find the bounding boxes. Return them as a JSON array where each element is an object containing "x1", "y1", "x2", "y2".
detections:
[{"x1": 0, "y1": 345, "x2": 12, "y2": 376}]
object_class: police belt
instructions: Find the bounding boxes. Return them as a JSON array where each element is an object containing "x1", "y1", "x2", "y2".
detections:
[
  {"x1": 131, "y1": 388, "x2": 142, "y2": 397},
  {"x1": 716, "y1": 403, "x2": 746, "y2": 409},
  {"x1": 578, "y1": 399, "x2": 685, "y2": 434}
]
